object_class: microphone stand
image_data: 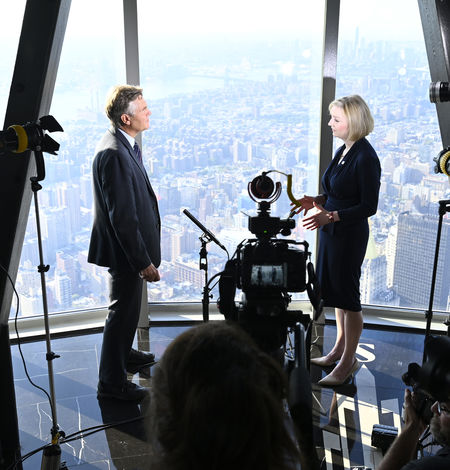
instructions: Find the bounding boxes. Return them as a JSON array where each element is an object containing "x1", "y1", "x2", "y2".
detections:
[
  {"x1": 182, "y1": 209, "x2": 228, "y2": 322},
  {"x1": 423, "y1": 199, "x2": 450, "y2": 362},
  {"x1": 199, "y1": 234, "x2": 211, "y2": 322}
]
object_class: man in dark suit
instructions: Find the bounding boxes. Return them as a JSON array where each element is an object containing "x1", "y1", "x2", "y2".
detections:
[{"x1": 88, "y1": 85, "x2": 161, "y2": 401}]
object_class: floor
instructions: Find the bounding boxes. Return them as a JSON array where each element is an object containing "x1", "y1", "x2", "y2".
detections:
[
  {"x1": 10, "y1": 319, "x2": 435, "y2": 469},
  {"x1": 310, "y1": 324, "x2": 425, "y2": 470}
]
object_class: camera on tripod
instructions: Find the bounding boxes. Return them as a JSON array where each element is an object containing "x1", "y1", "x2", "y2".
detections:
[
  {"x1": 215, "y1": 171, "x2": 321, "y2": 469},
  {"x1": 217, "y1": 170, "x2": 321, "y2": 353}
]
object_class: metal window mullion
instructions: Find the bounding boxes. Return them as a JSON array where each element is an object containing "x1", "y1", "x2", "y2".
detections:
[
  {"x1": 123, "y1": 0, "x2": 149, "y2": 325},
  {"x1": 315, "y1": 0, "x2": 340, "y2": 264},
  {"x1": 418, "y1": 0, "x2": 450, "y2": 148}
]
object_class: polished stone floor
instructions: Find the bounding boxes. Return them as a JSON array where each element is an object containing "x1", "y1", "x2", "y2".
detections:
[
  {"x1": 310, "y1": 324, "x2": 426, "y2": 470},
  {"x1": 10, "y1": 319, "x2": 437, "y2": 469}
]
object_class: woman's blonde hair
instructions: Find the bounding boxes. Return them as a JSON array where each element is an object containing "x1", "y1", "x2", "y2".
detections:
[{"x1": 329, "y1": 94, "x2": 374, "y2": 141}]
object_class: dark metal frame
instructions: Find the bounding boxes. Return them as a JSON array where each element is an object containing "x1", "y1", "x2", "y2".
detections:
[
  {"x1": 3, "y1": 0, "x2": 450, "y2": 468},
  {"x1": 0, "y1": 2, "x2": 70, "y2": 468}
]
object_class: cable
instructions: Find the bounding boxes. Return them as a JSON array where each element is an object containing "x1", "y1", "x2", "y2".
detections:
[
  {"x1": 5, "y1": 415, "x2": 144, "y2": 469},
  {"x1": 1, "y1": 263, "x2": 146, "y2": 469},
  {"x1": 61, "y1": 415, "x2": 144, "y2": 444},
  {"x1": 0, "y1": 263, "x2": 54, "y2": 415},
  {"x1": 5, "y1": 444, "x2": 48, "y2": 470}
]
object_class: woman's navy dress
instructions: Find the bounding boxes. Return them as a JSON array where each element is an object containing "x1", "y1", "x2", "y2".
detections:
[{"x1": 317, "y1": 137, "x2": 381, "y2": 312}]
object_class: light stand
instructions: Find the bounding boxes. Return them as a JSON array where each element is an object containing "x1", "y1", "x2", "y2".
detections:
[
  {"x1": 1, "y1": 116, "x2": 65, "y2": 469},
  {"x1": 423, "y1": 198, "x2": 450, "y2": 363},
  {"x1": 30, "y1": 175, "x2": 67, "y2": 470},
  {"x1": 182, "y1": 209, "x2": 228, "y2": 322}
]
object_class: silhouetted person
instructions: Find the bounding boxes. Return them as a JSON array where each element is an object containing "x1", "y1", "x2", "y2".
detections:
[{"x1": 147, "y1": 321, "x2": 303, "y2": 470}]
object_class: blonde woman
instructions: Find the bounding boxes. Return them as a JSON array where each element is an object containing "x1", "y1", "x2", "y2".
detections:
[{"x1": 293, "y1": 95, "x2": 381, "y2": 387}]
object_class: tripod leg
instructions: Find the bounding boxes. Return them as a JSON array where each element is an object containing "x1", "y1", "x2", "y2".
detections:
[{"x1": 287, "y1": 323, "x2": 320, "y2": 470}]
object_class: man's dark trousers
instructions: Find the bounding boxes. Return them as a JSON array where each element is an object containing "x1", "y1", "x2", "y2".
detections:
[{"x1": 99, "y1": 268, "x2": 143, "y2": 386}]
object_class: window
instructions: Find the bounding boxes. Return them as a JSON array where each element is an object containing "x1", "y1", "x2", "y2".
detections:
[
  {"x1": 336, "y1": 0, "x2": 449, "y2": 312},
  {"x1": 138, "y1": 0, "x2": 325, "y2": 302},
  {"x1": 12, "y1": 0, "x2": 126, "y2": 317}
]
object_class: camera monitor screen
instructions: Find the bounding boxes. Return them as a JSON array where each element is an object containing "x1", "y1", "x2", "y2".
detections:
[{"x1": 250, "y1": 264, "x2": 286, "y2": 287}]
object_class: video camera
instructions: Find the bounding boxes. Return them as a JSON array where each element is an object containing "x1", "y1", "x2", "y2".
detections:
[
  {"x1": 215, "y1": 171, "x2": 322, "y2": 469},
  {"x1": 402, "y1": 335, "x2": 450, "y2": 423},
  {"x1": 217, "y1": 171, "x2": 321, "y2": 353}
]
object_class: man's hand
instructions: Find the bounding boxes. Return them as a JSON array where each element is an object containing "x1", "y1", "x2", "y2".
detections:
[
  {"x1": 403, "y1": 388, "x2": 427, "y2": 433},
  {"x1": 139, "y1": 263, "x2": 160, "y2": 282},
  {"x1": 377, "y1": 388, "x2": 428, "y2": 470}
]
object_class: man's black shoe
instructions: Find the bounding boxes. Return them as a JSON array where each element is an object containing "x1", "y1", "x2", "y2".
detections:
[
  {"x1": 97, "y1": 380, "x2": 149, "y2": 402},
  {"x1": 126, "y1": 348, "x2": 156, "y2": 373}
]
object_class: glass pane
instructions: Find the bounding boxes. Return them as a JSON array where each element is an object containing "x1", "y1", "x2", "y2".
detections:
[
  {"x1": 0, "y1": 1, "x2": 26, "y2": 121},
  {"x1": 12, "y1": 0, "x2": 126, "y2": 317},
  {"x1": 337, "y1": 0, "x2": 449, "y2": 312},
  {"x1": 138, "y1": 0, "x2": 325, "y2": 303}
]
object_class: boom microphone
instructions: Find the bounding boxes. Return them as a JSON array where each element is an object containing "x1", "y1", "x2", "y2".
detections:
[{"x1": 183, "y1": 209, "x2": 227, "y2": 252}]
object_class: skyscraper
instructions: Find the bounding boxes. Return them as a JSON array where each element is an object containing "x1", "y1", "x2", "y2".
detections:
[{"x1": 393, "y1": 213, "x2": 450, "y2": 309}]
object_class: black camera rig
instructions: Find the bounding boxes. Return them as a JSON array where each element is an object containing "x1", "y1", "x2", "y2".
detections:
[
  {"x1": 215, "y1": 170, "x2": 322, "y2": 469},
  {"x1": 217, "y1": 171, "x2": 322, "y2": 353}
]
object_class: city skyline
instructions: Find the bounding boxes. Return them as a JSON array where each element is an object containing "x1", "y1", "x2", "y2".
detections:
[{"x1": 3, "y1": 8, "x2": 449, "y2": 317}]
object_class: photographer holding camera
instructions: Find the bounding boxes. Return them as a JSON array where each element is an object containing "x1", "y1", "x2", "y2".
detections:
[{"x1": 377, "y1": 388, "x2": 450, "y2": 470}]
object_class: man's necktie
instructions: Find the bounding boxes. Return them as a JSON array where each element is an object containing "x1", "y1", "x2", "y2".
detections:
[{"x1": 133, "y1": 142, "x2": 142, "y2": 163}]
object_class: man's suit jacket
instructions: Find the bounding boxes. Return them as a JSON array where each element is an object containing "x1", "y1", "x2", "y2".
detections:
[{"x1": 88, "y1": 128, "x2": 161, "y2": 272}]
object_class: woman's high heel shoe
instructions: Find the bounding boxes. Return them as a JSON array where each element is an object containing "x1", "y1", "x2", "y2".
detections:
[
  {"x1": 317, "y1": 359, "x2": 360, "y2": 387},
  {"x1": 310, "y1": 356, "x2": 339, "y2": 368}
]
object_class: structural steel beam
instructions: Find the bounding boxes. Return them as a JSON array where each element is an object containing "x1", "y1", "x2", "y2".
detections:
[
  {"x1": 0, "y1": 1, "x2": 70, "y2": 468},
  {"x1": 418, "y1": 0, "x2": 450, "y2": 147}
]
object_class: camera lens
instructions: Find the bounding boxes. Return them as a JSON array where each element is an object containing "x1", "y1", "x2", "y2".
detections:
[
  {"x1": 250, "y1": 174, "x2": 275, "y2": 199},
  {"x1": 429, "y1": 81, "x2": 450, "y2": 102}
]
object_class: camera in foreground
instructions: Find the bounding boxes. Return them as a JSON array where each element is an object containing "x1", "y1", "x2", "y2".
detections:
[
  {"x1": 216, "y1": 171, "x2": 322, "y2": 469},
  {"x1": 217, "y1": 170, "x2": 322, "y2": 353}
]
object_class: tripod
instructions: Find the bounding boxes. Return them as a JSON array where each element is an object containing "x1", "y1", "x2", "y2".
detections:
[
  {"x1": 423, "y1": 198, "x2": 450, "y2": 362},
  {"x1": 30, "y1": 174, "x2": 67, "y2": 469}
]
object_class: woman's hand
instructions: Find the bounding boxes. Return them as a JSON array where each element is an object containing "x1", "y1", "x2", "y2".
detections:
[
  {"x1": 290, "y1": 195, "x2": 316, "y2": 216},
  {"x1": 302, "y1": 202, "x2": 332, "y2": 230}
]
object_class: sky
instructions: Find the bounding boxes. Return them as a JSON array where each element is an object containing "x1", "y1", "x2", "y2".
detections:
[{"x1": 0, "y1": 0, "x2": 425, "y2": 41}]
